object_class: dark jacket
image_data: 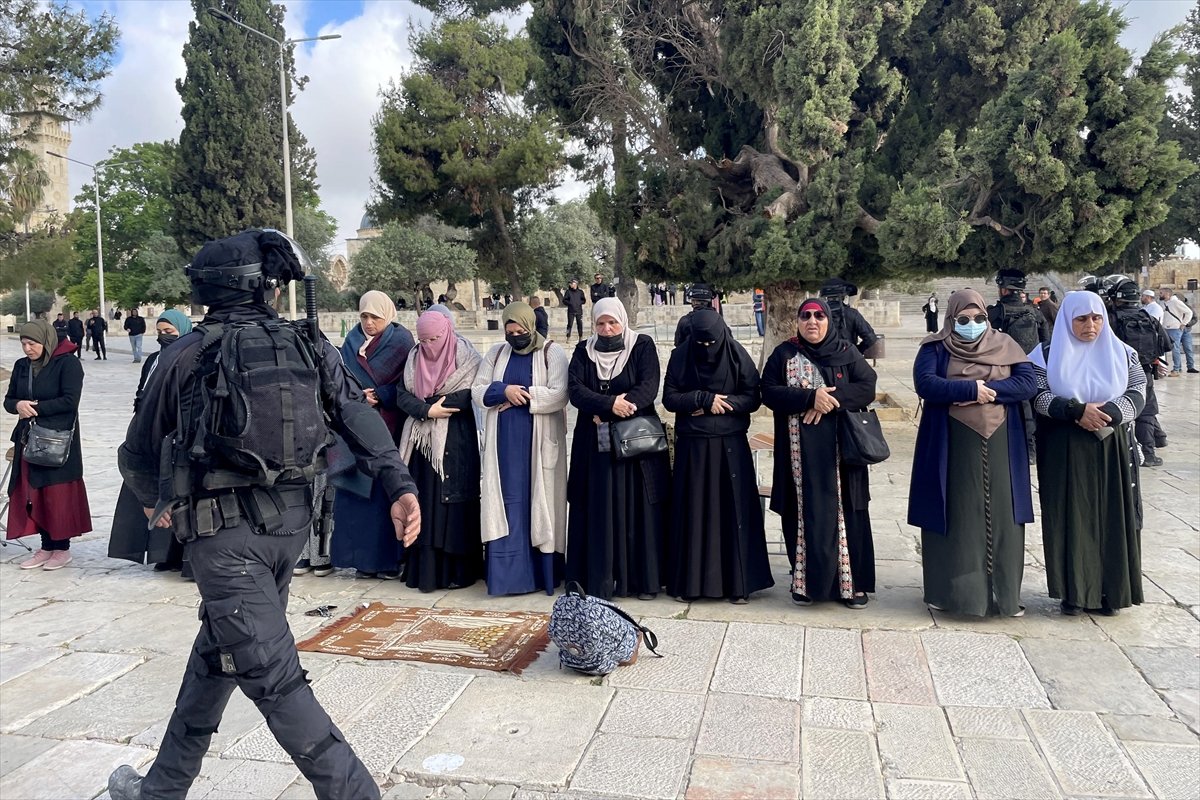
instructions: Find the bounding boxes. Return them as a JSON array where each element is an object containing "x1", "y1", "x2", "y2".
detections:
[
  {"x1": 123, "y1": 314, "x2": 147, "y2": 336},
  {"x1": 117, "y1": 306, "x2": 417, "y2": 511},
  {"x1": 53, "y1": 319, "x2": 68, "y2": 340},
  {"x1": 67, "y1": 318, "x2": 84, "y2": 341},
  {"x1": 533, "y1": 306, "x2": 549, "y2": 338},
  {"x1": 760, "y1": 340, "x2": 877, "y2": 513},
  {"x1": 830, "y1": 303, "x2": 879, "y2": 354},
  {"x1": 5, "y1": 339, "x2": 85, "y2": 490},
  {"x1": 394, "y1": 386, "x2": 480, "y2": 503},
  {"x1": 86, "y1": 316, "x2": 108, "y2": 338},
  {"x1": 907, "y1": 341, "x2": 1037, "y2": 535},
  {"x1": 590, "y1": 282, "x2": 613, "y2": 304},
  {"x1": 987, "y1": 295, "x2": 1050, "y2": 348},
  {"x1": 563, "y1": 288, "x2": 586, "y2": 312},
  {"x1": 662, "y1": 339, "x2": 761, "y2": 437}
]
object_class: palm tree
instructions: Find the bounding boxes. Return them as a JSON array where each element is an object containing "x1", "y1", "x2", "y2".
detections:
[{"x1": 1, "y1": 148, "x2": 50, "y2": 233}]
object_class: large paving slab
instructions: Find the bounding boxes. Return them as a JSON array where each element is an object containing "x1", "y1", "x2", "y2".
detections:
[
  {"x1": 0, "y1": 645, "x2": 67, "y2": 685},
  {"x1": 862, "y1": 630, "x2": 936, "y2": 705},
  {"x1": 873, "y1": 703, "x2": 964, "y2": 781},
  {"x1": 176, "y1": 756, "x2": 300, "y2": 800},
  {"x1": 709, "y1": 621, "x2": 802, "y2": 700},
  {"x1": 1125, "y1": 646, "x2": 1200, "y2": 691},
  {"x1": 1020, "y1": 638, "x2": 1173, "y2": 716},
  {"x1": 605, "y1": 618, "x2": 725, "y2": 693},
  {"x1": 944, "y1": 706, "x2": 1028, "y2": 740},
  {"x1": 1090, "y1": 603, "x2": 1200, "y2": 650},
  {"x1": 396, "y1": 678, "x2": 611, "y2": 787},
  {"x1": 800, "y1": 728, "x2": 885, "y2": 799},
  {"x1": 1024, "y1": 709, "x2": 1150, "y2": 797},
  {"x1": 0, "y1": 599, "x2": 144, "y2": 647},
  {"x1": 598, "y1": 688, "x2": 705, "y2": 740},
  {"x1": 69, "y1": 601, "x2": 202, "y2": 655},
  {"x1": 957, "y1": 739, "x2": 1059, "y2": 799},
  {"x1": 0, "y1": 650, "x2": 142, "y2": 733},
  {"x1": 921, "y1": 631, "x2": 1049, "y2": 708},
  {"x1": 695, "y1": 692, "x2": 799, "y2": 762},
  {"x1": 1123, "y1": 742, "x2": 1200, "y2": 800},
  {"x1": 802, "y1": 628, "x2": 867, "y2": 700},
  {"x1": 0, "y1": 733, "x2": 57, "y2": 779},
  {"x1": 684, "y1": 757, "x2": 800, "y2": 800},
  {"x1": 0, "y1": 739, "x2": 153, "y2": 800},
  {"x1": 568, "y1": 733, "x2": 691, "y2": 799},
  {"x1": 1141, "y1": 548, "x2": 1200, "y2": 606},
  {"x1": 21, "y1": 655, "x2": 182, "y2": 740},
  {"x1": 885, "y1": 779, "x2": 973, "y2": 800},
  {"x1": 1103, "y1": 713, "x2": 1200, "y2": 745}
]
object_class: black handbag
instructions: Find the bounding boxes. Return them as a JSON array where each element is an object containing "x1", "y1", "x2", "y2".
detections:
[
  {"x1": 23, "y1": 419, "x2": 74, "y2": 468},
  {"x1": 610, "y1": 415, "x2": 668, "y2": 461},
  {"x1": 838, "y1": 409, "x2": 890, "y2": 466}
]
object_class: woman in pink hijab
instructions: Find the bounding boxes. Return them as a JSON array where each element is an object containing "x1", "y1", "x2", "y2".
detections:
[{"x1": 396, "y1": 310, "x2": 484, "y2": 591}]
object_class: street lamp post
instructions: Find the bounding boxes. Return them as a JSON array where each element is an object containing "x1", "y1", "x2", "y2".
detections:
[{"x1": 207, "y1": 7, "x2": 340, "y2": 319}]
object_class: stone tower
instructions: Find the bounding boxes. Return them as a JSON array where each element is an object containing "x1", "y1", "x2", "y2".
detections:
[{"x1": 9, "y1": 108, "x2": 73, "y2": 229}]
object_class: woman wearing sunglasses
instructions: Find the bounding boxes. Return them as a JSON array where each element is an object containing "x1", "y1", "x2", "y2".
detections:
[
  {"x1": 909, "y1": 289, "x2": 1037, "y2": 617},
  {"x1": 762, "y1": 298, "x2": 879, "y2": 608},
  {"x1": 1029, "y1": 291, "x2": 1146, "y2": 617}
]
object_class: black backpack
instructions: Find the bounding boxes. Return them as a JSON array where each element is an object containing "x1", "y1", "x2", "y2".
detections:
[
  {"x1": 995, "y1": 303, "x2": 1041, "y2": 354},
  {"x1": 1113, "y1": 309, "x2": 1170, "y2": 368},
  {"x1": 185, "y1": 319, "x2": 330, "y2": 492}
]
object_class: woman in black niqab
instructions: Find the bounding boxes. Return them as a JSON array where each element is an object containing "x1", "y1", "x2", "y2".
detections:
[{"x1": 662, "y1": 308, "x2": 773, "y2": 603}]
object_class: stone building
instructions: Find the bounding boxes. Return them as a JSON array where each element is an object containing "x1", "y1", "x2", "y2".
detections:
[{"x1": 9, "y1": 108, "x2": 72, "y2": 227}]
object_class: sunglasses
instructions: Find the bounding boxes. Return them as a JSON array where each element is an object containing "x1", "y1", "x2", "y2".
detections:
[
  {"x1": 955, "y1": 314, "x2": 988, "y2": 325},
  {"x1": 799, "y1": 310, "x2": 827, "y2": 321}
]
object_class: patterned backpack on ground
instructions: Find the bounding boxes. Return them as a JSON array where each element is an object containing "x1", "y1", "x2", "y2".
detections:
[{"x1": 549, "y1": 582, "x2": 661, "y2": 675}]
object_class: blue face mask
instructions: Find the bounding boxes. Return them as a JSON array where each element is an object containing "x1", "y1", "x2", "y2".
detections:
[{"x1": 954, "y1": 321, "x2": 987, "y2": 341}]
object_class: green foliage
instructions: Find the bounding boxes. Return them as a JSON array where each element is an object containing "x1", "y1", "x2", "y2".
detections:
[
  {"x1": 349, "y1": 222, "x2": 476, "y2": 302},
  {"x1": 64, "y1": 269, "x2": 98, "y2": 313},
  {"x1": 171, "y1": 0, "x2": 319, "y2": 254},
  {"x1": 0, "y1": 229, "x2": 75, "y2": 293},
  {"x1": 515, "y1": 201, "x2": 613, "y2": 292},
  {"x1": 529, "y1": 0, "x2": 1189, "y2": 307},
  {"x1": 371, "y1": 16, "x2": 565, "y2": 294},
  {"x1": 290, "y1": 206, "x2": 353, "y2": 310},
  {"x1": 0, "y1": 0, "x2": 119, "y2": 159},
  {"x1": 114, "y1": 232, "x2": 191, "y2": 308},
  {"x1": 0, "y1": 148, "x2": 49, "y2": 231},
  {"x1": 0, "y1": 288, "x2": 54, "y2": 317}
]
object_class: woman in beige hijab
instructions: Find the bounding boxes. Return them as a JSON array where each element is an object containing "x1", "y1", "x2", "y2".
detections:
[{"x1": 909, "y1": 289, "x2": 1037, "y2": 617}]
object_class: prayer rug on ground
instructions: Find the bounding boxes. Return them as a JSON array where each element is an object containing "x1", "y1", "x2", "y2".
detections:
[{"x1": 297, "y1": 603, "x2": 550, "y2": 674}]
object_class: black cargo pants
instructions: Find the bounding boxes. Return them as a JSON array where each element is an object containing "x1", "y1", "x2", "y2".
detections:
[
  {"x1": 141, "y1": 495, "x2": 379, "y2": 800},
  {"x1": 1134, "y1": 369, "x2": 1166, "y2": 450}
]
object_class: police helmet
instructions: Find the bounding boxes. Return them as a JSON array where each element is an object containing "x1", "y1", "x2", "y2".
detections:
[
  {"x1": 819, "y1": 278, "x2": 858, "y2": 300},
  {"x1": 687, "y1": 283, "x2": 715, "y2": 303},
  {"x1": 187, "y1": 229, "x2": 311, "y2": 307},
  {"x1": 1105, "y1": 276, "x2": 1141, "y2": 307},
  {"x1": 994, "y1": 268, "x2": 1027, "y2": 291},
  {"x1": 1078, "y1": 274, "x2": 1103, "y2": 294}
]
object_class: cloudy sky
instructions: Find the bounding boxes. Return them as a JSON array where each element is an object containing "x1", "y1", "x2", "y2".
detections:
[{"x1": 65, "y1": 0, "x2": 1195, "y2": 256}]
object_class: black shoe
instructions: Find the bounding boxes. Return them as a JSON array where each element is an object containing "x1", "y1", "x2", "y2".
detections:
[
  {"x1": 791, "y1": 592, "x2": 813, "y2": 606},
  {"x1": 1155, "y1": 436, "x2": 1168, "y2": 449},
  {"x1": 729, "y1": 596, "x2": 749, "y2": 605},
  {"x1": 313, "y1": 564, "x2": 334, "y2": 577},
  {"x1": 1188, "y1": 368, "x2": 1199, "y2": 374},
  {"x1": 1098, "y1": 606, "x2": 1120, "y2": 616},
  {"x1": 844, "y1": 593, "x2": 869, "y2": 610},
  {"x1": 1060, "y1": 601, "x2": 1081, "y2": 616},
  {"x1": 108, "y1": 765, "x2": 144, "y2": 800},
  {"x1": 637, "y1": 592, "x2": 656, "y2": 601},
  {"x1": 1143, "y1": 454, "x2": 1163, "y2": 467},
  {"x1": 380, "y1": 570, "x2": 400, "y2": 580}
]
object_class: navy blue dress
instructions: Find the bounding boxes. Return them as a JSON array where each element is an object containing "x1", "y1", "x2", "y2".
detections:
[{"x1": 483, "y1": 352, "x2": 562, "y2": 595}]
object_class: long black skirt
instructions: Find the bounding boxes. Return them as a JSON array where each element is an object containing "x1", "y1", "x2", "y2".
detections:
[
  {"x1": 107, "y1": 483, "x2": 183, "y2": 567},
  {"x1": 1037, "y1": 418, "x2": 1142, "y2": 610},
  {"x1": 665, "y1": 435, "x2": 774, "y2": 600},
  {"x1": 566, "y1": 445, "x2": 669, "y2": 600},
  {"x1": 402, "y1": 448, "x2": 483, "y2": 592}
]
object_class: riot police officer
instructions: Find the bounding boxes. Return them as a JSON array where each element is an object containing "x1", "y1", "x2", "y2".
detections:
[
  {"x1": 108, "y1": 231, "x2": 420, "y2": 800},
  {"x1": 819, "y1": 278, "x2": 879, "y2": 354},
  {"x1": 986, "y1": 268, "x2": 1050, "y2": 354},
  {"x1": 1106, "y1": 276, "x2": 1172, "y2": 466}
]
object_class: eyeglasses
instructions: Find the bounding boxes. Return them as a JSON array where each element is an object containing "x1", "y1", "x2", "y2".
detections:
[
  {"x1": 955, "y1": 314, "x2": 988, "y2": 325},
  {"x1": 799, "y1": 310, "x2": 827, "y2": 321}
]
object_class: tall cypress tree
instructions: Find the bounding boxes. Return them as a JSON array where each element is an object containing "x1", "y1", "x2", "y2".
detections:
[{"x1": 171, "y1": 0, "x2": 318, "y2": 254}]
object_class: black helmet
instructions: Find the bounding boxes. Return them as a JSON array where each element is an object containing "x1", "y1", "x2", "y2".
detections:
[
  {"x1": 187, "y1": 229, "x2": 310, "y2": 307},
  {"x1": 819, "y1": 277, "x2": 858, "y2": 300},
  {"x1": 687, "y1": 283, "x2": 715, "y2": 303},
  {"x1": 994, "y1": 268, "x2": 1027, "y2": 290},
  {"x1": 1078, "y1": 274, "x2": 1103, "y2": 294},
  {"x1": 1105, "y1": 276, "x2": 1140, "y2": 307}
]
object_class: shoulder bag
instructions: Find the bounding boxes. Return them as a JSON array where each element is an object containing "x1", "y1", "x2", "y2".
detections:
[
  {"x1": 610, "y1": 415, "x2": 668, "y2": 461},
  {"x1": 838, "y1": 409, "x2": 890, "y2": 466},
  {"x1": 20, "y1": 367, "x2": 75, "y2": 468}
]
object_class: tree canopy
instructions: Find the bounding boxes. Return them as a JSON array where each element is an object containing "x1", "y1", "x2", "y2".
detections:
[
  {"x1": 516, "y1": 200, "x2": 613, "y2": 294},
  {"x1": 171, "y1": 0, "x2": 318, "y2": 254},
  {"x1": 349, "y1": 220, "x2": 477, "y2": 303},
  {"x1": 529, "y1": 0, "x2": 1189, "y2": 326},
  {"x1": 370, "y1": 16, "x2": 565, "y2": 294}
]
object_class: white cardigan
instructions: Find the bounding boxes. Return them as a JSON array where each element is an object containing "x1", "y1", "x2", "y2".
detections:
[{"x1": 471, "y1": 341, "x2": 570, "y2": 553}]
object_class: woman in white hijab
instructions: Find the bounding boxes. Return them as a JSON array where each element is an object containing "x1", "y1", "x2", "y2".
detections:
[
  {"x1": 1030, "y1": 291, "x2": 1146, "y2": 616},
  {"x1": 565, "y1": 298, "x2": 671, "y2": 600}
]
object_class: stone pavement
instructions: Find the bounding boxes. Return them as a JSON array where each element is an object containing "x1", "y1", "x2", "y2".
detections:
[{"x1": 0, "y1": 320, "x2": 1198, "y2": 800}]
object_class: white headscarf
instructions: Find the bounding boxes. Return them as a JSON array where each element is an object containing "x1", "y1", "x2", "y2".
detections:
[
  {"x1": 585, "y1": 297, "x2": 641, "y2": 380},
  {"x1": 1029, "y1": 291, "x2": 1132, "y2": 403}
]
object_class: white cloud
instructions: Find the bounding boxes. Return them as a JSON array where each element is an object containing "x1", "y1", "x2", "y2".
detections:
[{"x1": 65, "y1": 0, "x2": 433, "y2": 256}]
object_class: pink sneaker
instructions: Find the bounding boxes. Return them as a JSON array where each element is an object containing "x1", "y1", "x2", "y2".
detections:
[
  {"x1": 42, "y1": 551, "x2": 73, "y2": 571},
  {"x1": 20, "y1": 550, "x2": 53, "y2": 569}
]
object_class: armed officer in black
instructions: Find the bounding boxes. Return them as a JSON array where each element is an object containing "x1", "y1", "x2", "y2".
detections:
[
  {"x1": 108, "y1": 231, "x2": 420, "y2": 800},
  {"x1": 819, "y1": 278, "x2": 879, "y2": 355}
]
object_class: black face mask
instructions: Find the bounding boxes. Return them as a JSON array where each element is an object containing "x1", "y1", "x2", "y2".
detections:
[
  {"x1": 506, "y1": 332, "x2": 532, "y2": 351},
  {"x1": 157, "y1": 333, "x2": 179, "y2": 348},
  {"x1": 595, "y1": 333, "x2": 624, "y2": 352}
]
